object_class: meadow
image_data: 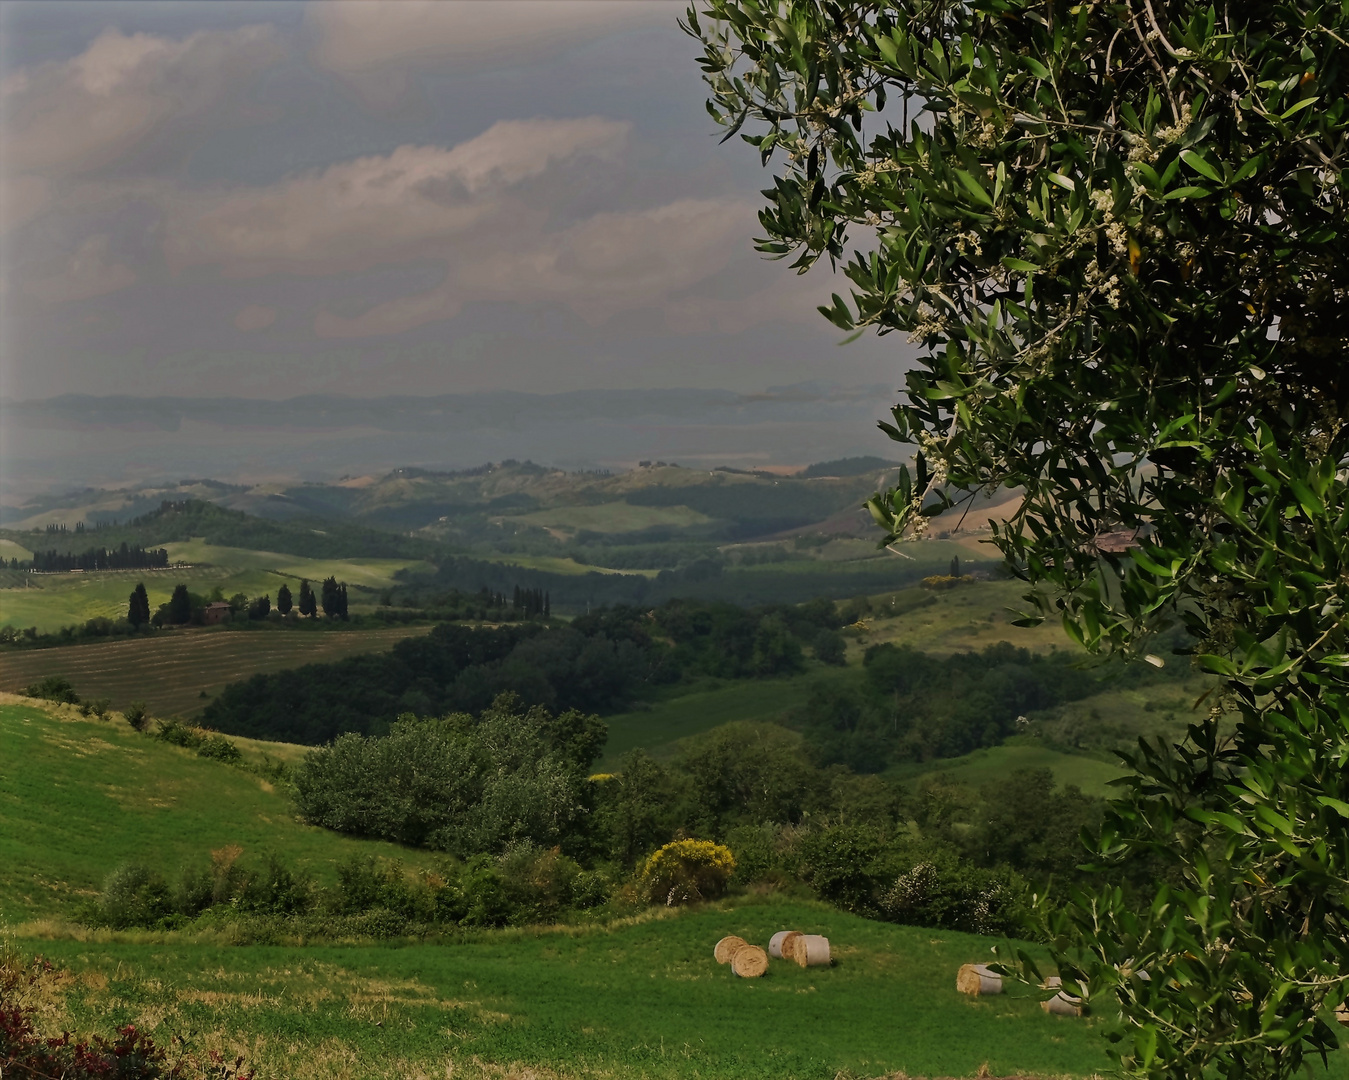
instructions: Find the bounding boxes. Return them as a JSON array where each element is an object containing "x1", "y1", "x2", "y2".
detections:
[
  {"x1": 511, "y1": 500, "x2": 713, "y2": 535},
  {"x1": 0, "y1": 697, "x2": 440, "y2": 922},
  {"x1": 25, "y1": 900, "x2": 1115, "y2": 1080},
  {"x1": 0, "y1": 541, "x2": 434, "y2": 633},
  {"x1": 0, "y1": 625, "x2": 432, "y2": 717},
  {"x1": 600, "y1": 669, "x2": 856, "y2": 766}
]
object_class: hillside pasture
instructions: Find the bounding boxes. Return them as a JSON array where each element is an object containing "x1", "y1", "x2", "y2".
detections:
[
  {"x1": 508, "y1": 500, "x2": 712, "y2": 534},
  {"x1": 27, "y1": 898, "x2": 1118, "y2": 1080},
  {"x1": 886, "y1": 738, "x2": 1127, "y2": 798},
  {"x1": 160, "y1": 540, "x2": 433, "y2": 589},
  {"x1": 0, "y1": 565, "x2": 253, "y2": 634},
  {"x1": 601, "y1": 669, "x2": 855, "y2": 766},
  {"x1": 0, "y1": 697, "x2": 441, "y2": 922},
  {"x1": 0, "y1": 543, "x2": 434, "y2": 632},
  {"x1": 852, "y1": 578, "x2": 1071, "y2": 657},
  {"x1": 0, "y1": 625, "x2": 431, "y2": 717}
]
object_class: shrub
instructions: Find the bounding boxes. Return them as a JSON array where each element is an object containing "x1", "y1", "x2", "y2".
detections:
[
  {"x1": 724, "y1": 823, "x2": 783, "y2": 885},
  {"x1": 238, "y1": 853, "x2": 312, "y2": 916},
  {"x1": 197, "y1": 734, "x2": 241, "y2": 763},
  {"x1": 811, "y1": 628, "x2": 847, "y2": 666},
  {"x1": 123, "y1": 701, "x2": 149, "y2": 731},
  {"x1": 641, "y1": 839, "x2": 735, "y2": 906},
  {"x1": 794, "y1": 826, "x2": 886, "y2": 915},
  {"x1": 22, "y1": 675, "x2": 79, "y2": 704},
  {"x1": 99, "y1": 863, "x2": 172, "y2": 929},
  {"x1": 878, "y1": 856, "x2": 1029, "y2": 938}
]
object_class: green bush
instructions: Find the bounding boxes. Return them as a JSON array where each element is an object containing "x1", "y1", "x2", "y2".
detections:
[
  {"x1": 99, "y1": 863, "x2": 172, "y2": 929},
  {"x1": 22, "y1": 675, "x2": 79, "y2": 704},
  {"x1": 877, "y1": 855, "x2": 1028, "y2": 938},
  {"x1": 123, "y1": 701, "x2": 149, "y2": 731}
]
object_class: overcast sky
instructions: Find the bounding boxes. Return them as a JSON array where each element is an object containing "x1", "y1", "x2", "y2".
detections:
[{"x1": 0, "y1": 0, "x2": 912, "y2": 404}]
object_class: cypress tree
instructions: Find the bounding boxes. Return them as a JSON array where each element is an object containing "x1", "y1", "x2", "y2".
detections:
[
  {"x1": 298, "y1": 579, "x2": 316, "y2": 618},
  {"x1": 127, "y1": 582, "x2": 150, "y2": 628},
  {"x1": 276, "y1": 582, "x2": 293, "y2": 616},
  {"x1": 166, "y1": 584, "x2": 191, "y2": 625}
]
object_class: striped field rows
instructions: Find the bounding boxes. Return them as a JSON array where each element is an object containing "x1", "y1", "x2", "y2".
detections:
[{"x1": 0, "y1": 625, "x2": 430, "y2": 719}]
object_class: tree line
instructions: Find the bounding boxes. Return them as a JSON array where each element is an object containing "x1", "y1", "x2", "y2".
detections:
[
  {"x1": 22, "y1": 543, "x2": 169, "y2": 573},
  {"x1": 199, "y1": 597, "x2": 848, "y2": 744},
  {"x1": 96, "y1": 695, "x2": 1122, "y2": 941}
]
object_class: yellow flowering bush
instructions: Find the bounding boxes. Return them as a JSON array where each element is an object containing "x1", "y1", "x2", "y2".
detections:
[{"x1": 640, "y1": 840, "x2": 735, "y2": 906}]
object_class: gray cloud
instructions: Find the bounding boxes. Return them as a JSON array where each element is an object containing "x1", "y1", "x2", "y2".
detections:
[
  {"x1": 2, "y1": 24, "x2": 285, "y2": 178},
  {"x1": 163, "y1": 117, "x2": 631, "y2": 277},
  {"x1": 306, "y1": 0, "x2": 675, "y2": 107}
]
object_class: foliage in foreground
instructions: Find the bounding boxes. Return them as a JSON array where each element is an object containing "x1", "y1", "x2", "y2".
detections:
[
  {"x1": 0, "y1": 942, "x2": 254, "y2": 1079},
  {"x1": 689, "y1": 0, "x2": 1349, "y2": 1075}
]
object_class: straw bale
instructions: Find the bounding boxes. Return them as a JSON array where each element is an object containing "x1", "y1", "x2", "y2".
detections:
[
  {"x1": 791, "y1": 934, "x2": 831, "y2": 967},
  {"x1": 714, "y1": 935, "x2": 747, "y2": 964},
  {"x1": 730, "y1": 944, "x2": 769, "y2": 978},
  {"x1": 769, "y1": 930, "x2": 800, "y2": 959},
  {"x1": 956, "y1": 963, "x2": 1003, "y2": 996}
]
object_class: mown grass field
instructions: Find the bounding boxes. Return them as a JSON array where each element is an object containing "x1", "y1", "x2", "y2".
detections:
[
  {"x1": 24, "y1": 899, "x2": 1117, "y2": 1080},
  {"x1": 0, "y1": 697, "x2": 440, "y2": 922},
  {"x1": 0, "y1": 625, "x2": 431, "y2": 717}
]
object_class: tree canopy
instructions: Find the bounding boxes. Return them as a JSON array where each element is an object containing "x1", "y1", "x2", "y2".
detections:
[{"x1": 686, "y1": 2, "x2": 1349, "y2": 1076}]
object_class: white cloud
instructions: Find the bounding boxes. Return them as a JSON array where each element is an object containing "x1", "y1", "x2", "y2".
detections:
[
  {"x1": 233, "y1": 305, "x2": 278, "y2": 332},
  {"x1": 2, "y1": 25, "x2": 285, "y2": 177},
  {"x1": 163, "y1": 118, "x2": 631, "y2": 277},
  {"x1": 23, "y1": 234, "x2": 137, "y2": 304},
  {"x1": 315, "y1": 197, "x2": 754, "y2": 337},
  {"x1": 307, "y1": 0, "x2": 673, "y2": 106}
]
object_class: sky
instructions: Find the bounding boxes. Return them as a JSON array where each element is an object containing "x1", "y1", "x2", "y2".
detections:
[{"x1": 0, "y1": 1, "x2": 914, "y2": 491}]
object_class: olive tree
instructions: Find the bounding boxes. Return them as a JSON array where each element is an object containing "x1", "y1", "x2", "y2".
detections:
[{"x1": 684, "y1": 2, "x2": 1349, "y2": 1076}]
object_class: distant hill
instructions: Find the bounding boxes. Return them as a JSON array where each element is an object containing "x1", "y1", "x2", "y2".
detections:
[{"x1": 799, "y1": 456, "x2": 901, "y2": 479}]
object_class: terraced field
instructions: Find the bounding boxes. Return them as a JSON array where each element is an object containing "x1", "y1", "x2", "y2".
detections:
[{"x1": 0, "y1": 625, "x2": 430, "y2": 718}]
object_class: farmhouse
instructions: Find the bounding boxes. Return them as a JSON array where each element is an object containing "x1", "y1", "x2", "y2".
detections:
[{"x1": 202, "y1": 602, "x2": 232, "y2": 626}]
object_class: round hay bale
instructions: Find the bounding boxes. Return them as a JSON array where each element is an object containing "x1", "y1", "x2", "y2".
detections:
[
  {"x1": 1041, "y1": 978, "x2": 1083, "y2": 1016},
  {"x1": 714, "y1": 935, "x2": 747, "y2": 964},
  {"x1": 776, "y1": 931, "x2": 804, "y2": 962},
  {"x1": 956, "y1": 963, "x2": 1003, "y2": 996},
  {"x1": 791, "y1": 934, "x2": 831, "y2": 967},
  {"x1": 769, "y1": 930, "x2": 800, "y2": 959},
  {"x1": 730, "y1": 944, "x2": 769, "y2": 978}
]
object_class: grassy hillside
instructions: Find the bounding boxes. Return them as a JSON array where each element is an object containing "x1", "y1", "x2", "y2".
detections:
[
  {"x1": 0, "y1": 696, "x2": 440, "y2": 922},
  {"x1": 27, "y1": 898, "x2": 1119, "y2": 1080},
  {"x1": 0, "y1": 542, "x2": 432, "y2": 632},
  {"x1": 0, "y1": 625, "x2": 432, "y2": 718},
  {"x1": 602, "y1": 669, "x2": 855, "y2": 766}
]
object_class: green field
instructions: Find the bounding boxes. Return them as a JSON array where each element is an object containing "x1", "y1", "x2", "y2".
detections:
[
  {"x1": 24, "y1": 899, "x2": 1116, "y2": 1080},
  {"x1": 0, "y1": 625, "x2": 432, "y2": 718},
  {"x1": 0, "y1": 543, "x2": 432, "y2": 633},
  {"x1": 851, "y1": 578, "x2": 1072, "y2": 657},
  {"x1": 601, "y1": 669, "x2": 855, "y2": 766},
  {"x1": 0, "y1": 698, "x2": 440, "y2": 922},
  {"x1": 886, "y1": 738, "x2": 1127, "y2": 797},
  {"x1": 511, "y1": 500, "x2": 712, "y2": 534},
  {"x1": 475, "y1": 551, "x2": 662, "y2": 577}
]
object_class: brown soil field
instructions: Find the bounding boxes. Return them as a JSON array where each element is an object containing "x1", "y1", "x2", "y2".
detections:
[{"x1": 0, "y1": 625, "x2": 431, "y2": 719}]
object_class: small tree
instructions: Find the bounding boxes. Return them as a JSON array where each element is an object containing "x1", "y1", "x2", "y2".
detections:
[
  {"x1": 276, "y1": 582, "x2": 293, "y2": 616},
  {"x1": 298, "y1": 579, "x2": 316, "y2": 618},
  {"x1": 165, "y1": 584, "x2": 191, "y2": 626},
  {"x1": 126, "y1": 582, "x2": 150, "y2": 628},
  {"x1": 248, "y1": 594, "x2": 270, "y2": 620},
  {"x1": 689, "y1": 2, "x2": 1349, "y2": 1075},
  {"x1": 320, "y1": 576, "x2": 340, "y2": 619}
]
